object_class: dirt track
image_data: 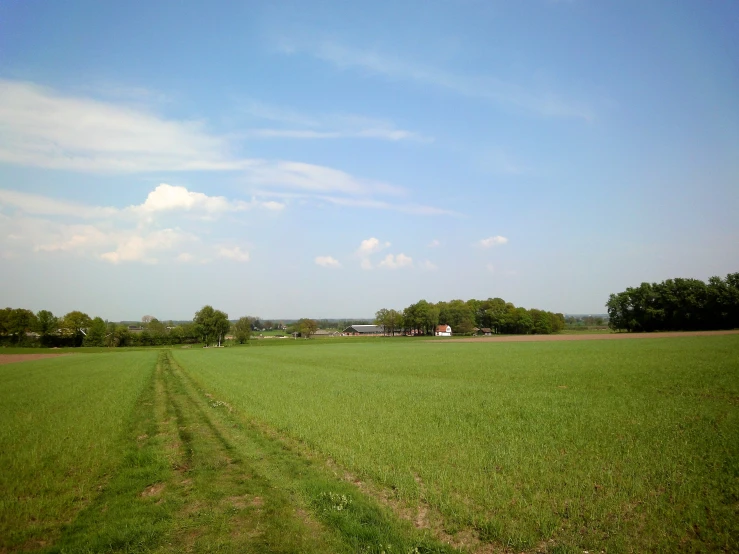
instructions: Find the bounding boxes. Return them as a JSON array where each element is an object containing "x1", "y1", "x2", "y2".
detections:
[
  {"x1": 0, "y1": 354, "x2": 70, "y2": 365},
  {"x1": 431, "y1": 329, "x2": 739, "y2": 343}
]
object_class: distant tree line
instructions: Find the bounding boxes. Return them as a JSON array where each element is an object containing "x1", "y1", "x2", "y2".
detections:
[
  {"x1": 0, "y1": 305, "x2": 253, "y2": 347},
  {"x1": 375, "y1": 298, "x2": 565, "y2": 336},
  {"x1": 564, "y1": 315, "x2": 608, "y2": 329},
  {"x1": 606, "y1": 273, "x2": 739, "y2": 332}
]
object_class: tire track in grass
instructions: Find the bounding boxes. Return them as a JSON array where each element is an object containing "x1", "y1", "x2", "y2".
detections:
[
  {"x1": 45, "y1": 352, "x2": 340, "y2": 553},
  {"x1": 45, "y1": 352, "x2": 459, "y2": 553},
  {"x1": 172, "y1": 353, "x2": 461, "y2": 554}
]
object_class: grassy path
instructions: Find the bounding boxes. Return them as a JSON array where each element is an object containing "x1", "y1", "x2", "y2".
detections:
[{"x1": 45, "y1": 352, "x2": 452, "y2": 554}]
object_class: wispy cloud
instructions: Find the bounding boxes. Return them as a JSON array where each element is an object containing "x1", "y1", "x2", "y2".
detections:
[
  {"x1": 427, "y1": 239, "x2": 441, "y2": 248},
  {"x1": 279, "y1": 40, "x2": 593, "y2": 121},
  {"x1": 0, "y1": 189, "x2": 118, "y2": 219},
  {"x1": 315, "y1": 255, "x2": 341, "y2": 268},
  {"x1": 479, "y1": 235, "x2": 509, "y2": 248},
  {"x1": 245, "y1": 161, "x2": 404, "y2": 197},
  {"x1": 0, "y1": 80, "x2": 241, "y2": 172},
  {"x1": 321, "y1": 196, "x2": 460, "y2": 216},
  {"x1": 240, "y1": 101, "x2": 432, "y2": 142},
  {"x1": 0, "y1": 80, "x2": 452, "y2": 216}
]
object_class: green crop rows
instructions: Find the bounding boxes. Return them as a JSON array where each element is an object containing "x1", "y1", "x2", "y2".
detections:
[
  {"x1": 174, "y1": 335, "x2": 739, "y2": 552},
  {"x1": 1, "y1": 335, "x2": 737, "y2": 553}
]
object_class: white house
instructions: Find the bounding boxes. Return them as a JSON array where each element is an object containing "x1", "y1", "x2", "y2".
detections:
[{"x1": 435, "y1": 324, "x2": 452, "y2": 337}]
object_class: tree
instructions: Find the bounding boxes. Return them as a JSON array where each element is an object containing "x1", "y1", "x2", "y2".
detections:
[
  {"x1": 61, "y1": 311, "x2": 92, "y2": 347},
  {"x1": 439, "y1": 299, "x2": 476, "y2": 334},
  {"x1": 0, "y1": 308, "x2": 38, "y2": 344},
  {"x1": 194, "y1": 305, "x2": 230, "y2": 346},
  {"x1": 606, "y1": 273, "x2": 739, "y2": 332},
  {"x1": 232, "y1": 317, "x2": 252, "y2": 344},
  {"x1": 148, "y1": 318, "x2": 167, "y2": 345},
  {"x1": 297, "y1": 318, "x2": 318, "y2": 338},
  {"x1": 36, "y1": 310, "x2": 57, "y2": 336},
  {"x1": 83, "y1": 317, "x2": 107, "y2": 347}
]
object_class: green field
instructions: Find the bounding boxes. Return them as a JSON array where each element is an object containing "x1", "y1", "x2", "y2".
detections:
[{"x1": 1, "y1": 335, "x2": 737, "y2": 553}]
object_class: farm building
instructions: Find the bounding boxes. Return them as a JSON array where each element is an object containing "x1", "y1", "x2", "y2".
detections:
[
  {"x1": 343, "y1": 324, "x2": 385, "y2": 336},
  {"x1": 479, "y1": 327, "x2": 492, "y2": 336},
  {"x1": 435, "y1": 324, "x2": 452, "y2": 337},
  {"x1": 313, "y1": 329, "x2": 341, "y2": 337}
]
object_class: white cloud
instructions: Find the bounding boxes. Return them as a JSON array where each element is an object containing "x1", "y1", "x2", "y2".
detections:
[
  {"x1": 217, "y1": 246, "x2": 250, "y2": 262},
  {"x1": 100, "y1": 228, "x2": 188, "y2": 264},
  {"x1": 315, "y1": 255, "x2": 341, "y2": 268},
  {"x1": 0, "y1": 186, "x2": 271, "y2": 265},
  {"x1": 421, "y1": 260, "x2": 438, "y2": 271},
  {"x1": 357, "y1": 237, "x2": 390, "y2": 256},
  {"x1": 0, "y1": 79, "x2": 454, "y2": 219},
  {"x1": 136, "y1": 184, "x2": 233, "y2": 213},
  {"x1": 131, "y1": 183, "x2": 284, "y2": 215},
  {"x1": 427, "y1": 239, "x2": 441, "y2": 248},
  {"x1": 479, "y1": 236, "x2": 509, "y2": 248},
  {"x1": 360, "y1": 258, "x2": 373, "y2": 270},
  {"x1": 282, "y1": 40, "x2": 593, "y2": 121},
  {"x1": 35, "y1": 224, "x2": 113, "y2": 253},
  {"x1": 378, "y1": 253, "x2": 413, "y2": 269}
]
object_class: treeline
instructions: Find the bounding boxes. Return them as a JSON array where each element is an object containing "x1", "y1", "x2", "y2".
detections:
[
  {"x1": 0, "y1": 305, "x2": 254, "y2": 347},
  {"x1": 606, "y1": 273, "x2": 739, "y2": 332},
  {"x1": 376, "y1": 298, "x2": 565, "y2": 335}
]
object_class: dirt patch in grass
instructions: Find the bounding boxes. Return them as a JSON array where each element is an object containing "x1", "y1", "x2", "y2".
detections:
[
  {"x1": 0, "y1": 353, "x2": 71, "y2": 365},
  {"x1": 141, "y1": 483, "x2": 165, "y2": 497},
  {"x1": 433, "y1": 329, "x2": 739, "y2": 343}
]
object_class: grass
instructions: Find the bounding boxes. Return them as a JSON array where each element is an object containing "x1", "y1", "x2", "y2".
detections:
[
  {"x1": 0, "y1": 351, "x2": 156, "y2": 550},
  {"x1": 1, "y1": 349, "x2": 458, "y2": 553},
  {"x1": 173, "y1": 334, "x2": 739, "y2": 553}
]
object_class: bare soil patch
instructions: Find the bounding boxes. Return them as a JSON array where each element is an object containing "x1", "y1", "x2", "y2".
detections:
[
  {"x1": 433, "y1": 329, "x2": 739, "y2": 343},
  {"x1": 0, "y1": 353, "x2": 71, "y2": 365}
]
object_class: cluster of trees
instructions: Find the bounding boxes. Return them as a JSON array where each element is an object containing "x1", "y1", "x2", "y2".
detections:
[
  {"x1": 607, "y1": 273, "x2": 739, "y2": 332},
  {"x1": 376, "y1": 298, "x2": 565, "y2": 335},
  {"x1": 284, "y1": 318, "x2": 319, "y2": 338},
  {"x1": 0, "y1": 308, "x2": 106, "y2": 347},
  {"x1": 0, "y1": 305, "x2": 255, "y2": 347}
]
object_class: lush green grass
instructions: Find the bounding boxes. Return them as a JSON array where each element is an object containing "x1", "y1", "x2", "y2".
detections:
[
  {"x1": 173, "y1": 335, "x2": 739, "y2": 553},
  {"x1": 1, "y1": 349, "x2": 458, "y2": 553},
  {"x1": 0, "y1": 352, "x2": 157, "y2": 550}
]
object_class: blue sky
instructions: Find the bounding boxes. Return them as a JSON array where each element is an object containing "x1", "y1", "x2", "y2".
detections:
[{"x1": 1, "y1": 0, "x2": 737, "y2": 320}]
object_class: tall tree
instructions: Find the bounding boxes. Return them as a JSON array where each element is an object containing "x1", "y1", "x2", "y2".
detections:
[
  {"x1": 194, "y1": 305, "x2": 230, "y2": 346},
  {"x1": 83, "y1": 317, "x2": 107, "y2": 347}
]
